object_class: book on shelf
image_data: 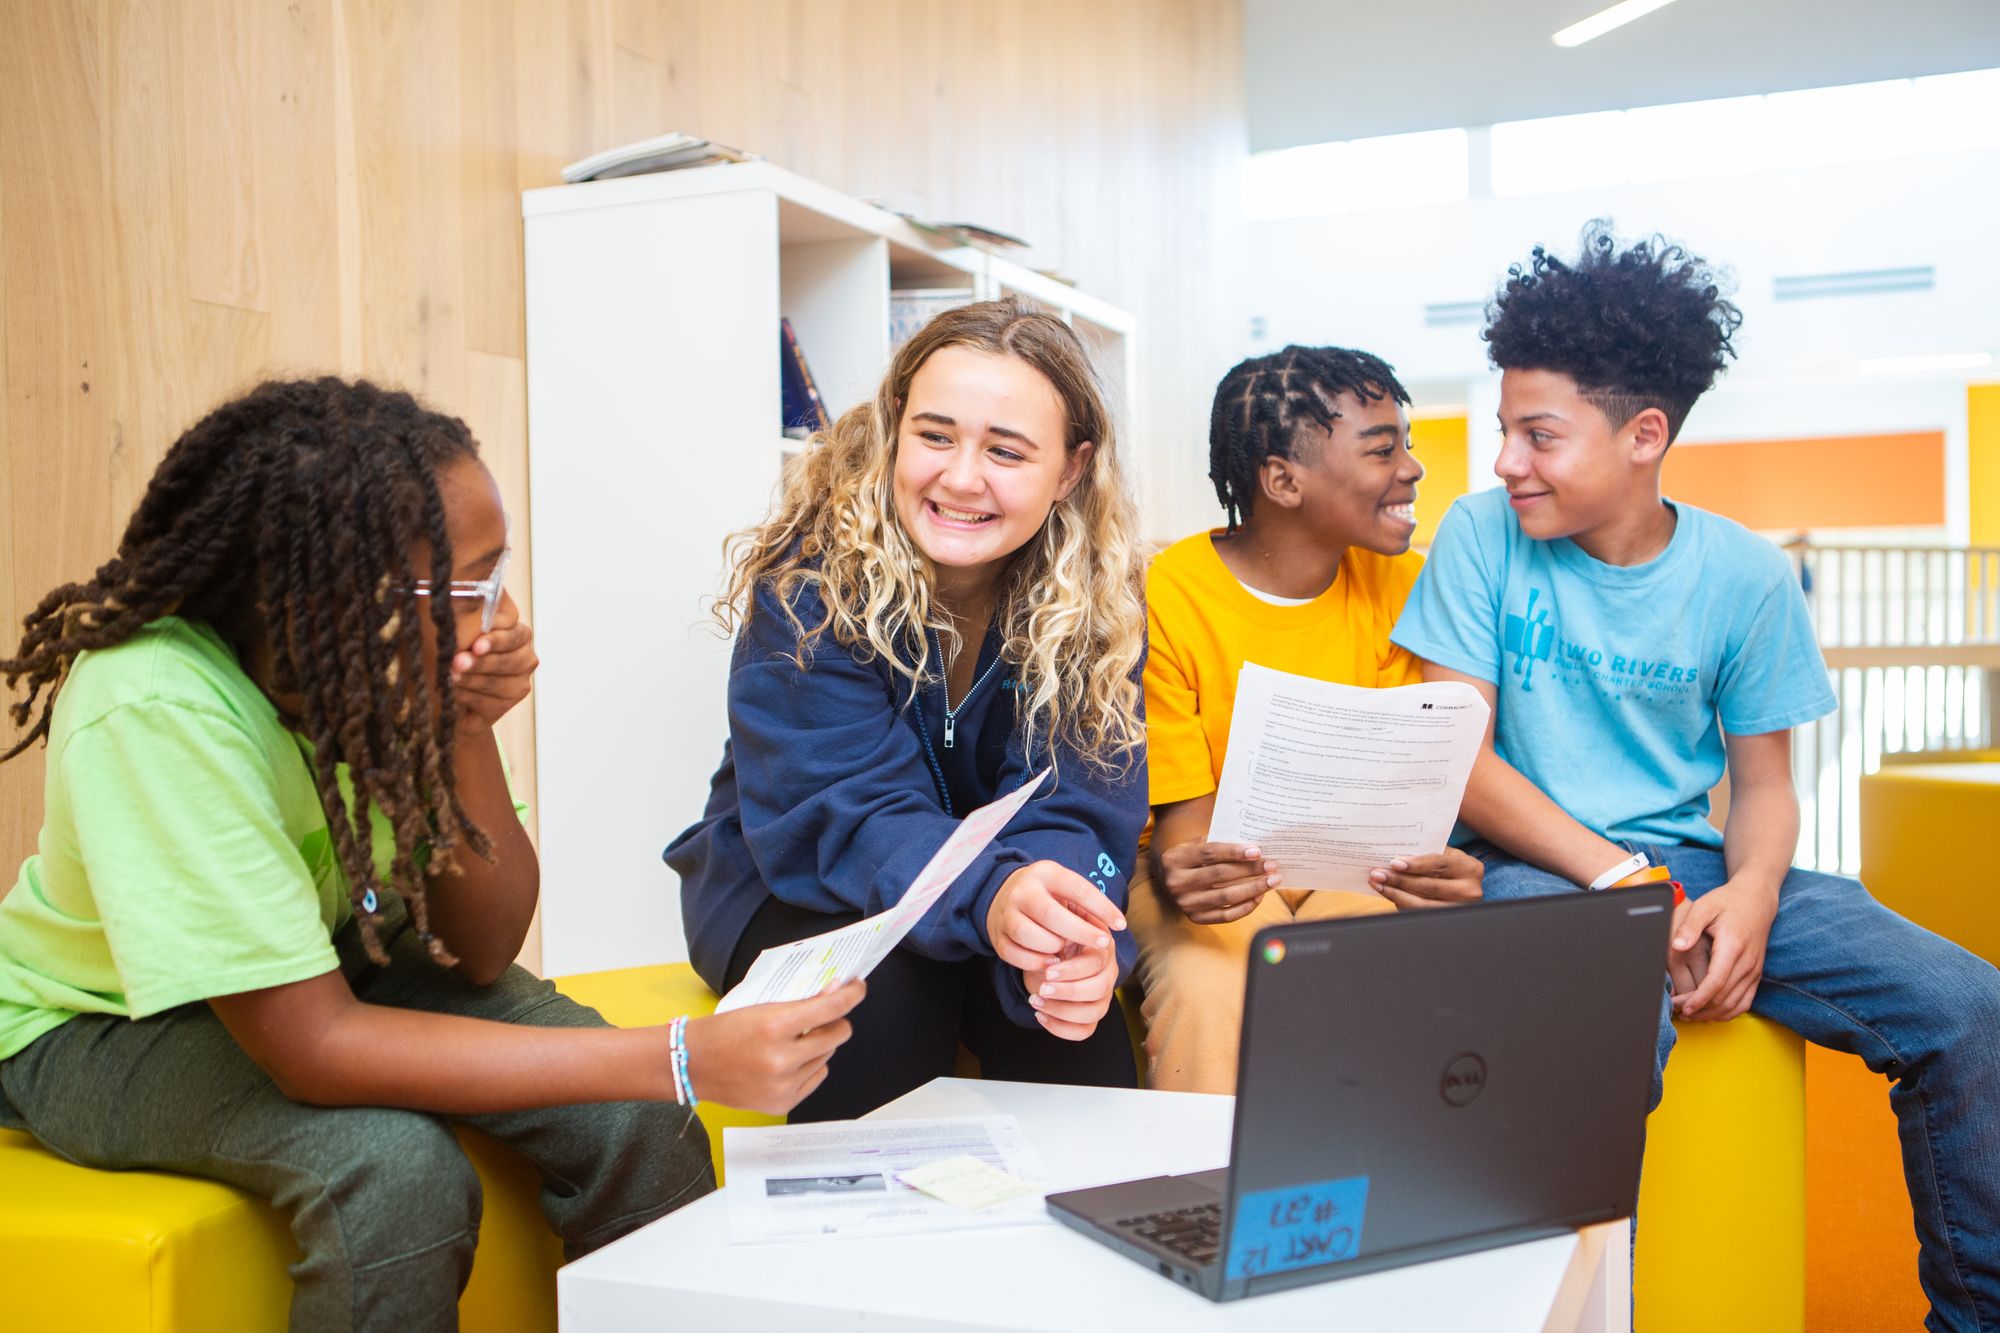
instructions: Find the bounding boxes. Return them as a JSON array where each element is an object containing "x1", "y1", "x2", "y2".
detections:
[
  {"x1": 891, "y1": 287, "x2": 977, "y2": 349},
  {"x1": 779, "y1": 318, "x2": 831, "y2": 438},
  {"x1": 560, "y1": 132, "x2": 756, "y2": 184}
]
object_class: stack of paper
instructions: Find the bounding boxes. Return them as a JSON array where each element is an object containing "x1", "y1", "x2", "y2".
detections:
[
  {"x1": 724, "y1": 1116, "x2": 1049, "y2": 1243},
  {"x1": 560, "y1": 132, "x2": 756, "y2": 184}
]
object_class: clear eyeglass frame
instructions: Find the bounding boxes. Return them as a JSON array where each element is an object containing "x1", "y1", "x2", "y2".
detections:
[{"x1": 405, "y1": 515, "x2": 511, "y2": 633}]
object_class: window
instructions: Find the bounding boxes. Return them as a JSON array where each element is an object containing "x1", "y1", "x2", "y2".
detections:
[
  {"x1": 1243, "y1": 128, "x2": 1469, "y2": 221},
  {"x1": 1483, "y1": 68, "x2": 2000, "y2": 199},
  {"x1": 1913, "y1": 67, "x2": 2000, "y2": 154}
]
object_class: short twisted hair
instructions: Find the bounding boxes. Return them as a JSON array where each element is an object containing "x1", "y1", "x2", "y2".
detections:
[
  {"x1": 1208, "y1": 345, "x2": 1410, "y2": 532},
  {"x1": 2, "y1": 377, "x2": 489, "y2": 966}
]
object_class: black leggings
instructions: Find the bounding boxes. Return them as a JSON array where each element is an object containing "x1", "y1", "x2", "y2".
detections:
[{"x1": 725, "y1": 896, "x2": 1138, "y2": 1121}]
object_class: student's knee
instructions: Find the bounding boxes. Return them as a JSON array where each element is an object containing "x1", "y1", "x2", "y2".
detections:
[
  {"x1": 1137, "y1": 941, "x2": 1248, "y2": 1088},
  {"x1": 1919, "y1": 951, "x2": 2000, "y2": 1070},
  {"x1": 1138, "y1": 935, "x2": 1247, "y2": 1030},
  {"x1": 305, "y1": 1111, "x2": 482, "y2": 1272},
  {"x1": 577, "y1": 1099, "x2": 716, "y2": 1224}
]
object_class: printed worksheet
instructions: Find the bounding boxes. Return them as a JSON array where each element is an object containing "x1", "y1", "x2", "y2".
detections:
[
  {"x1": 1207, "y1": 665, "x2": 1489, "y2": 892},
  {"x1": 724, "y1": 1116, "x2": 1050, "y2": 1243},
  {"x1": 714, "y1": 769, "x2": 1050, "y2": 1013}
]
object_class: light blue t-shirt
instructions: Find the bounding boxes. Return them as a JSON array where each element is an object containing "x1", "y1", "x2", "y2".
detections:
[{"x1": 1390, "y1": 490, "x2": 1836, "y2": 848}]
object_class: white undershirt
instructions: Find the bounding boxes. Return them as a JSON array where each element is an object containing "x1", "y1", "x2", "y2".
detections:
[{"x1": 1237, "y1": 577, "x2": 1320, "y2": 607}]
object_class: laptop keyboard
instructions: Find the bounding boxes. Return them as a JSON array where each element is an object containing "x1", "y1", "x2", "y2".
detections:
[{"x1": 1118, "y1": 1202, "x2": 1223, "y2": 1267}]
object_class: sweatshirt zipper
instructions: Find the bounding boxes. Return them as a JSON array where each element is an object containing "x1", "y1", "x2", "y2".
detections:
[{"x1": 931, "y1": 630, "x2": 1003, "y2": 749}]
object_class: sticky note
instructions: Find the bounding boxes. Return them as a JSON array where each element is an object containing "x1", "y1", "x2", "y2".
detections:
[
  {"x1": 896, "y1": 1155, "x2": 1034, "y2": 1209},
  {"x1": 1223, "y1": 1175, "x2": 1370, "y2": 1280}
]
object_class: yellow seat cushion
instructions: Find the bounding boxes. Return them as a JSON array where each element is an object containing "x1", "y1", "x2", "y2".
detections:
[
  {"x1": 0, "y1": 962, "x2": 726, "y2": 1333},
  {"x1": 0, "y1": 1122, "x2": 561, "y2": 1333},
  {"x1": 1860, "y1": 760, "x2": 2000, "y2": 966},
  {"x1": 1637, "y1": 1014, "x2": 1807, "y2": 1333}
]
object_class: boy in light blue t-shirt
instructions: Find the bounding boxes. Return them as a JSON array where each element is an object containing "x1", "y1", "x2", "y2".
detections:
[{"x1": 1391, "y1": 222, "x2": 1999, "y2": 1330}]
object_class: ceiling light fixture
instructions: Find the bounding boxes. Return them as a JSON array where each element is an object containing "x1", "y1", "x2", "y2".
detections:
[
  {"x1": 1857, "y1": 352, "x2": 1994, "y2": 375},
  {"x1": 1552, "y1": 0, "x2": 1683, "y2": 48}
]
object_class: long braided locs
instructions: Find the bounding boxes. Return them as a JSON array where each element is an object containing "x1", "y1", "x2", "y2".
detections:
[
  {"x1": 1208, "y1": 345, "x2": 1411, "y2": 533},
  {"x1": 0, "y1": 377, "x2": 490, "y2": 966}
]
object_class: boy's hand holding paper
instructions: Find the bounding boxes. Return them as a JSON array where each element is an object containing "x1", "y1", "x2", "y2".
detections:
[
  {"x1": 1365, "y1": 848, "x2": 1486, "y2": 910},
  {"x1": 1155, "y1": 835, "x2": 1281, "y2": 925}
]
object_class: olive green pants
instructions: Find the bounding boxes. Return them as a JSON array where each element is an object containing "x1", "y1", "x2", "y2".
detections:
[{"x1": 0, "y1": 896, "x2": 714, "y2": 1333}]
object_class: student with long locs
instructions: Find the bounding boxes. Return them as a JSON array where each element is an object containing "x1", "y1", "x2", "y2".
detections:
[
  {"x1": 1130, "y1": 346, "x2": 1485, "y2": 1093},
  {"x1": 1390, "y1": 222, "x2": 2000, "y2": 1330},
  {"x1": 0, "y1": 379, "x2": 863, "y2": 1333},
  {"x1": 670, "y1": 299, "x2": 1150, "y2": 1120}
]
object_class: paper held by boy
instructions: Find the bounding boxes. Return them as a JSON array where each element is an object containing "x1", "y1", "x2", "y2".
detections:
[
  {"x1": 1207, "y1": 665, "x2": 1490, "y2": 894},
  {"x1": 714, "y1": 768, "x2": 1051, "y2": 1014},
  {"x1": 725, "y1": 1116, "x2": 1049, "y2": 1243}
]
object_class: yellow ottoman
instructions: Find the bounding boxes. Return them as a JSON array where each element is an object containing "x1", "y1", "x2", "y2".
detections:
[
  {"x1": 0, "y1": 1122, "x2": 563, "y2": 1333},
  {"x1": 0, "y1": 962, "x2": 734, "y2": 1333},
  {"x1": 1860, "y1": 759, "x2": 2000, "y2": 966},
  {"x1": 1637, "y1": 1014, "x2": 1807, "y2": 1333}
]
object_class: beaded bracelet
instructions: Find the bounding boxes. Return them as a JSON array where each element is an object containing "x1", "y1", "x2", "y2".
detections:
[{"x1": 668, "y1": 1015, "x2": 698, "y2": 1108}]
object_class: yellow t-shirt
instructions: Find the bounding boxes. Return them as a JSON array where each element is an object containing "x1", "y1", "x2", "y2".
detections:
[{"x1": 1144, "y1": 531, "x2": 1425, "y2": 811}]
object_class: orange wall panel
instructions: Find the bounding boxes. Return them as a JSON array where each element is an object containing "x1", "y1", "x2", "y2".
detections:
[{"x1": 1662, "y1": 432, "x2": 1945, "y2": 532}]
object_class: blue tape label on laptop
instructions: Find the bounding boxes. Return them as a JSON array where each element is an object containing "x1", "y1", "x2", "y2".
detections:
[{"x1": 1224, "y1": 1175, "x2": 1370, "y2": 1280}]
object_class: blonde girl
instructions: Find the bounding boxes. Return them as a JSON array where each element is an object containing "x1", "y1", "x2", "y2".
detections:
[{"x1": 669, "y1": 300, "x2": 1149, "y2": 1119}]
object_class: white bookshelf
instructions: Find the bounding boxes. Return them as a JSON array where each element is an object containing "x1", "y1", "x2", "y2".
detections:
[{"x1": 521, "y1": 162, "x2": 1138, "y2": 975}]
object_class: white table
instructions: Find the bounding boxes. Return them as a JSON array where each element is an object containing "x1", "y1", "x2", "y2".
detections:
[{"x1": 559, "y1": 1078, "x2": 1627, "y2": 1332}]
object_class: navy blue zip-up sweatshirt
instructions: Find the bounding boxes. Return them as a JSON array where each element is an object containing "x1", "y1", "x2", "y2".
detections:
[{"x1": 667, "y1": 576, "x2": 1148, "y2": 1029}]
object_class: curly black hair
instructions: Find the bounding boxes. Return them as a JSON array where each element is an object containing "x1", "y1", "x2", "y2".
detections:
[
  {"x1": 1209, "y1": 345, "x2": 1411, "y2": 532},
  {"x1": 1483, "y1": 220, "x2": 1742, "y2": 440},
  {"x1": 1, "y1": 377, "x2": 490, "y2": 967}
]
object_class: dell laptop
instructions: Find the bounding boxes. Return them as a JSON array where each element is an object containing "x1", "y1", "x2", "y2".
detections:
[{"x1": 1046, "y1": 885, "x2": 1672, "y2": 1301}]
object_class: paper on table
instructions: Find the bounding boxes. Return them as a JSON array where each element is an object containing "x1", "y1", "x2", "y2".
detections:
[
  {"x1": 724, "y1": 1116, "x2": 1049, "y2": 1243},
  {"x1": 897, "y1": 1154, "x2": 1035, "y2": 1209},
  {"x1": 714, "y1": 768, "x2": 1050, "y2": 1013},
  {"x1": 1207, "y1": 664, "x2": 1490, "y2": 893}
]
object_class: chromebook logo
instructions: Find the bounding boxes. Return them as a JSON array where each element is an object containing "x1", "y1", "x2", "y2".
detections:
[{"x1": 1262, "y1": 940, "x2": 1287, "y2": 965}]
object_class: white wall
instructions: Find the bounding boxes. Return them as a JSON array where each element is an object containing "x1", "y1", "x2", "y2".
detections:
[{"x1": 1245, "y1": 147, "x2": 2000, "y2": 538}]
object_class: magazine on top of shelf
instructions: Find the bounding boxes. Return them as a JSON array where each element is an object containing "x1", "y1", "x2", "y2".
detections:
[{"x1": 560, "y1": 132, "x2": 757, "y2": 184}]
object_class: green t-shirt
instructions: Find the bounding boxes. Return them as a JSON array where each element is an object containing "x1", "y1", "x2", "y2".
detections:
[{"x1": 0, "y1": 616, "x2": 524, "y2": 1060}]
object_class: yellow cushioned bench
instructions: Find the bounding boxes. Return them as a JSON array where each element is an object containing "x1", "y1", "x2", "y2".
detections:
[
  {"x1": 1860, "y1": 758, "x2": 2000, "y2": 967},
  {"x1": 1637, "y1": 1014, "x2": 1807, "y2": 1332},
  {"x1": 0, "y1": 964, "x2": 733, "y2": 1333},
  {"x1": 1, "y1": 964, "x2": 1804, "y2": 1332}
]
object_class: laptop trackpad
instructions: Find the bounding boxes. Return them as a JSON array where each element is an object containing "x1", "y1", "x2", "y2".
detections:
[
  {"x1": 1050, "y1": 1166, "x2": 1228, "y2": 1223},
  {"x1": 1178, "y1": 1167, "x2": 1228, "y2": 1196}
]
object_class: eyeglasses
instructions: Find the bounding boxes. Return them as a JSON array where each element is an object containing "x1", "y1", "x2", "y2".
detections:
[{"x1": 405, "y1": 516, "x2": 512, "y2": 633}]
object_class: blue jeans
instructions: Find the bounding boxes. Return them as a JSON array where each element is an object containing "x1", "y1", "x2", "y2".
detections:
[{"x1": 1469, "y1": 840, "x2": 2000, "y2": 1332}]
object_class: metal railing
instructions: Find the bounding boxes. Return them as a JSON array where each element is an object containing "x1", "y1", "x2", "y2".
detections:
[{"x1": 1787, "y1": 539, "x2": 2000, "y2": 873}]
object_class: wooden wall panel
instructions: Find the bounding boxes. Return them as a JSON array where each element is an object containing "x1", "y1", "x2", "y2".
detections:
[{"x1": 0, "y1": 1, "x2": 1247, "y2": 971}]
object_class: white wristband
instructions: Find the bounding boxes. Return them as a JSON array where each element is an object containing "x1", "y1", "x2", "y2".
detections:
[{"x1": 1589, "y1": 853, "x2": 1649, "y2": 892}]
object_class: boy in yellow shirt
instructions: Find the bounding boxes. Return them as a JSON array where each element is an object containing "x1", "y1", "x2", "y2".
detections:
[{"x1": 1131, "y1": 345, "x2": 1484, "y2": 1092}]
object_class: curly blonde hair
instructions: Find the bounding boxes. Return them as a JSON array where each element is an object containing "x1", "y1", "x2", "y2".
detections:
[{"x1": 717, "y1": 299, "x2": 1145, "y2": 775}]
